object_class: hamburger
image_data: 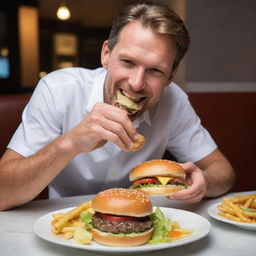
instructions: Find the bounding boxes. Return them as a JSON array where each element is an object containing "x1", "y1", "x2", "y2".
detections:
[
  {"x1": 90, "y1": 188, "x2": 153, "y2": 246},
  {"x1": 115, "y1": 90, "x2": 146, "y2": 152},
  {"x1": 115, "y1": 90, "x2": 141, "y2": 116},
  {"x1": 129, "y1": 160, "x2": 188, "y2": 196}
]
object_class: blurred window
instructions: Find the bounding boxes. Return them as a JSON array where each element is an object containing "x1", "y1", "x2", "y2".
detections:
[
  {"x1": 0, "y1": 56, "x2": 9, "y2": 78},
  {"x1": 0, "y1": 10, "x2": 10, "y2": 79}
]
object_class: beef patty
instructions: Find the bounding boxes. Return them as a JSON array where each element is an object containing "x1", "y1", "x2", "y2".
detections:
[{"x1": 92, "y1": 213, "x2": 152, "y2": 234}]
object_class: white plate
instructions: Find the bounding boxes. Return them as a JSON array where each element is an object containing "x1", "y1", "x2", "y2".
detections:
[
  {"x1": 208, "y1": 203, "x2": 256, "y2": 231},
  {"x1": 33, "y1": 206, "x2": 211, "y2": 254}
]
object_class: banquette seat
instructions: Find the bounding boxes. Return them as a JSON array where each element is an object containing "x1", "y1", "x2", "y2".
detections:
[{"x1": 0, "y1": 93, "x2": 48, "y2": 199}]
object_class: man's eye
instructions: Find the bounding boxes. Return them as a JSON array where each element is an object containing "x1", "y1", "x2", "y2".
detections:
[
  {"x1": 149, "y1": 68, "x2": 164, "y2": 76},
  {"x1": 121, "y1": 59, "x2": 133, "y2": 65}
]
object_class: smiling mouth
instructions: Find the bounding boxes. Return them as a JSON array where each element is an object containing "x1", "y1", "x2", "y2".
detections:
[{"x1": 115, "y1": 89, "x2": 146, "y2": 115}]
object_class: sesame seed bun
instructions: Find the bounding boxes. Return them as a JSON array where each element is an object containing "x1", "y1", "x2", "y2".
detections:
[
  {"x1": 92, "y1": 228, "x2": 153, "y2": 247},
  {"x1": 129, "y1": 159, "x2": 185, "y2": 181},
  {"x1": 92, "y1": 188, "x2": 152, "y2": 217}
]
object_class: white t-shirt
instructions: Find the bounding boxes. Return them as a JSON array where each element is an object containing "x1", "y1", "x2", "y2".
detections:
[{"x1": 8, "y1": 67, "x2": 217, "y2": 198}]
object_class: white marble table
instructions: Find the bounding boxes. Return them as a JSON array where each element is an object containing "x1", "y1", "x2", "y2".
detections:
[{"x1": 1, "y1": 191, "x2": 255, "y2": 256}]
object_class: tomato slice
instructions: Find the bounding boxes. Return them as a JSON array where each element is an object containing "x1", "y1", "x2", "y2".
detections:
[
  {"x1": 133, "y1": 177, "x2": 158, "y2": 187},
  {"x1": 99, "y1": 213, "x2": 136, "y2": 222}
]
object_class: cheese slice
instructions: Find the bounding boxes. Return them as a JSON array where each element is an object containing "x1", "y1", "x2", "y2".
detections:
[{"x1": 156, "y1": 176, "x2": 173, "y2": 186}]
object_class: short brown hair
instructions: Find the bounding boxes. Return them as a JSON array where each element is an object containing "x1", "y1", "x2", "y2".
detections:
[{"x1": 108, "y1": 1, "x2": 190, "y2": 71}]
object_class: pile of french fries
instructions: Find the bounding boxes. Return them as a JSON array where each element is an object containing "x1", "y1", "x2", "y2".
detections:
[
  {"x1": 168, "y1": 221, "x2": 193, "y2": 239},
  {"x1": 51, "y1": 201, "x2": 93, "y2": 244},
  {"x1": 217, "y1": 194, "x2": 256, "y2": 223}
]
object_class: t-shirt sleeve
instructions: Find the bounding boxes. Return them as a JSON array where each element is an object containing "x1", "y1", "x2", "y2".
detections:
[
  {"x1": 7, "y1": 78, "x2": 61, "y2": 157},
  {"x1": 166, "y1": 94, "x2": 217, "y2": 163}
]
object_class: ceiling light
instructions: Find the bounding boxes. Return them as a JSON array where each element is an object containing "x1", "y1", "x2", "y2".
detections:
[{"x1": 57, "y1": 1, "x2": 71, "y2": 21}]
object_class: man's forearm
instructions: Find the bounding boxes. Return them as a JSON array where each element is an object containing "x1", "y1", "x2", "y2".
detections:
[
  {"x1": 0, "y1": 135, "x2": 78, "y2": 210},
  {"x1": 203, "y1": 160, "x2": 235, "y2": 198}
]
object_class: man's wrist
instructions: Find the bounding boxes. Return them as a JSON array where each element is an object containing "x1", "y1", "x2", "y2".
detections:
[{"x1": 54, "y1": 134, "x2": 80, "y2": 158}]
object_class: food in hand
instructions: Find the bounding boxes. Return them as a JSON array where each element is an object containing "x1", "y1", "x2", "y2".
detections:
[
  {"x1": 129, "y1": 160, "x2": 188, "y2": 197},
  {"x1": 115, "y1": 90, "x2": 146, "y2": 151},
  {"x1": 130, "y1": 133, "x2": 145, "y2": 152},
  {"x1": 115, "y1": 90, "x2": 140, "y2": 115}
]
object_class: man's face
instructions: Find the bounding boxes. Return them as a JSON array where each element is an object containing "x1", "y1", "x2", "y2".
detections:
[{"x1": 101, "y1": 21, "x2": 177, "y2": 120}]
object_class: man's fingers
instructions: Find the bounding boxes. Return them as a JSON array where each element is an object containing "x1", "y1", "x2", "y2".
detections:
[
  {"x1": 94, "y1": 103, "x2": 136, "y2": 140},
  {"x1": 99, "y1": 117, "x2": 134, "y2": 150},
  {"x1": 171, "y1": 186, "x2": 202, "y2": 200},
  {"x1": 78, "y1": 102, "x2": 141, "y2": 151},
  {"x1": 168, "y1": 188, "x2": 204, "y2": 203}
]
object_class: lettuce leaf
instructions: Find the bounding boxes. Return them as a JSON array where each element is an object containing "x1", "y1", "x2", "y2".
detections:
[
  {"x1": 130, "y1": 184, "x2": 188, "y2": 189},
  {"x1": 148, "y1": 207, "x2": 172, "y2": 244},
  {"x1": 130, "y1": 183, "x2": 161, "y2": 189},
  {"x1": 80, "y1": 210, "x2": 93, "y2": 229}
]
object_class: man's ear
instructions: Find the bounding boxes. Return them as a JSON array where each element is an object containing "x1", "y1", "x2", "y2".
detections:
[
  {"x1": 101, "y1": 40, "x2": 110, "y2": 68},
  {"x1": 167, "y1": 68, "x2": 178, "y2": 84}
]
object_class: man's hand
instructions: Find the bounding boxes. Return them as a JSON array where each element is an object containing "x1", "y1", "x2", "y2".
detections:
[
  {"x1": 65, "y1": 102, "x2": 137, "y2": 153},
  {"x1": 166, "y1": 149, "x2": 235, "y2": 203},
  {"x1": 167, "y1": 162, "x2": 207, "y2": 203}
]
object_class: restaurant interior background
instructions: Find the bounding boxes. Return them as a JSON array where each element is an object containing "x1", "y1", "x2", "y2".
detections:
[{"x1": 0, "y1": 0, "x2": 255, "y2": 192}]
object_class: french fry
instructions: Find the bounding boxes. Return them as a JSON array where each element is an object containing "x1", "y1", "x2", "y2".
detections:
[
  {"x1": 172, "y1": 221, "x2": 180, "y2": 229},
  {"x1": 71, "y1": 220, "x2": 86, "y2": 228},
  {"x1": 229, "y1": 201, "x2": 253, "y2": 222},
  {"x1": 243, "y1": 197, "x2": 254, "y2": 209},
  {"x1": 62, "y1": 226, "x2": 77, "y2": 233},
  {"x1": 62, "y1": 231, "x2": 74, "y2": 239},
  {"x1": 218, "y1": 194, "x2": 256, "y2": 223},
  {"x1": 218, "y1": 204, "x2": 236, "y2": 215},
  {"x1": 173, "y1": 228, "x2": 193, "y2": 234},
  {"x1": 53, "y1": 201, "x2": 92, "y2": 234},
  {"x1": 243, "y1": 212, "x2": 256, "y2": 218},
  {"x1": 52, "y1": 213, "x2": 66, "y2": 221},
  {"x1": 218, "y1": 211, "x2": 242, "y2": 222}
]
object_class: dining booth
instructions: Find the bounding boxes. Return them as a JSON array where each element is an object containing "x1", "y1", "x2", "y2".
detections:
[{"x1": 1, "y1": 92, "x2": 255, "y2": 196}]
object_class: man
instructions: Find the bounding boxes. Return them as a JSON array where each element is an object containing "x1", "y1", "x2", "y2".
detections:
[{"x1": 0, "y1": 2, "x2": 235, "y2": 210}]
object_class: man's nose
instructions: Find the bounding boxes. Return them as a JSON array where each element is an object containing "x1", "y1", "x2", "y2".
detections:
[{"x1": 129, "y1": 68, "x2": 146, "y2": 91}]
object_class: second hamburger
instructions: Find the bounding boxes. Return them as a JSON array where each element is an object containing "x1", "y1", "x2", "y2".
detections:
[{"x1": 129, "y1": 159, "x2": 188, "y2": 196}]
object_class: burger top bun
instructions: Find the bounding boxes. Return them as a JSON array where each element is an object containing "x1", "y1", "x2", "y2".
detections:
[
  {"x1": 129, "y1": 159, "x2": 185, "y2": 182},
  {"x1": 92, "y1": 188, "x2": 152, "y2": 217}
]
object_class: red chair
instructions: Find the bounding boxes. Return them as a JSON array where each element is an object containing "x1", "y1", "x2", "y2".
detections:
[{"x1": 0, "y1": 94, "x2": 48, "y2": 199}]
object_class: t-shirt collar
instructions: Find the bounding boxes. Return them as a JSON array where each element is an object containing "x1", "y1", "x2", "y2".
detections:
[{"x1": 85, "y1": 68, "x2": 152, "y2": 127}]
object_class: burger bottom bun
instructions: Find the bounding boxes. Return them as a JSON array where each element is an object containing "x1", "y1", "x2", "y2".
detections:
[
  {"x1": 130, "y1": 133, "x2": 145, "y2": 152},
  {"x1": 92, "y1": 228, "x2": 153, "y2": 247},
  {"x1": 135, "y1": 185, "x2": 186, "y2": 197}
]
